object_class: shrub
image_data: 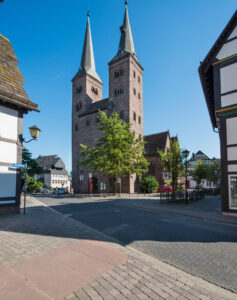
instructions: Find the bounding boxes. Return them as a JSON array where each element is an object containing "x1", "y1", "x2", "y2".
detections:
[{"x1": 141, "y1": 176, "x2": 159, "y2": 193}]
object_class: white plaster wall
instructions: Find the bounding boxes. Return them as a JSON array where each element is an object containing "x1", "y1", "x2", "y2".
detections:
[
  {"x1": 228, "y1": 25, "x2": 237, "y2": 40},
  {"x1": 227, "y1": 147, "x2": 237, "y2": 161},
  {"x1": 0, "y1": 105, "x2": 18, "y2": 140},
  {"x1": 221, "y1": 63, "x2": 237, "y2": 94},
  {"x1": 0, "y1": 141, "x2": 17, "y2": 163},
  {"x1": 221, "y1": 92, "x2": 237, "y2": 107},
  {"x1": 216, "y1": 39, "x2": 237, "y2": 60},
  {"x1": 0, "y1": 166, "x2": 16, "y2": 197},
  {"x1": 228, "y1": 164, "x2": 237, "y2": 172},
  {"x1": 227, "y1": 117, "x2": 237, "y2": 145}
]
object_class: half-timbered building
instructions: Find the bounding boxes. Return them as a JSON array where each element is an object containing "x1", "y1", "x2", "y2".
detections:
[
  {"x1": 199, "y1": 10, "x2": 237, "y2": 212},
  {"x1": 0, "y1": 34, "x2": 39, "y2": 214}
]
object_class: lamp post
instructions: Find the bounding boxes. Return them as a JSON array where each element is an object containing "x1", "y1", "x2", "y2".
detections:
[
  {"x1": 22, "y1": 125, "x2": 41, "y2": 213},
  {"x1": 182, "y1": 149, "x2": 190, "y2": 204}
]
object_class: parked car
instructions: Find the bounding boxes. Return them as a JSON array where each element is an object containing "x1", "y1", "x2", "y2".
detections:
[{"x1": 158, "y1": 185, "x2": 173, "y2": 193}]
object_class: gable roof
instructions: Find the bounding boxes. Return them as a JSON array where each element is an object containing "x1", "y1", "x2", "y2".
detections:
[
  {"x1": 198, "y1": 10, "x2": 237, "y2": 128},
  {"x1": 144, "y1": 131, "x2": 169, "y2": 156},
  {"x1": 0, "y1": 34, "x2": 39, "y2": 112},
  {"x1": 189, "y1": 151, "x2": 210, "y2": 161},
  {"x1": 36, "y1": 155, "x2": 65, "y2": 171},
  {"x1": 78, "y1": 98, "x2": 113, "y2": 117}
]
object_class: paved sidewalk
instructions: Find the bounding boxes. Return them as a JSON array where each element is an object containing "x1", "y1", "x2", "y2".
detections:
[{"x1": 0, "y1": 196, "x2": 236, "y2": 300}]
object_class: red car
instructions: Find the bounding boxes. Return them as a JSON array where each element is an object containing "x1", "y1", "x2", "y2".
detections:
[{"x1": 158, "y1": 185, "x2": 173, "y2": 193}]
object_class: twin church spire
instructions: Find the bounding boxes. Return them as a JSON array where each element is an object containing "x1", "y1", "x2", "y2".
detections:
[{"x1": 78, "y1": 2, "x2": 136, "y2": 82}]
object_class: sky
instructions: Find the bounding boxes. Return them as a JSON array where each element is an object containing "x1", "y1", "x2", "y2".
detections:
[{"x1": 1, "y1": 0, "x2": 237, "y2": 171}]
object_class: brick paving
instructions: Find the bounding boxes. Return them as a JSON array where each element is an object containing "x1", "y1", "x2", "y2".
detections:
[{"x1": 0, "y1": 196, "x2": 236, "y2": 300}]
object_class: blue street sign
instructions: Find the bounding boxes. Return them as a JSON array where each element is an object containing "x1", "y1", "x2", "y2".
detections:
[{"x1": 13, "y1": 163, "x2": 26, "y2": 168}]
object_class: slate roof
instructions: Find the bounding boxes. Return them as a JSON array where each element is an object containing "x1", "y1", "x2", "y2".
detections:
[
  {"x1": 36, "y1": 155, "x2": 65, "y2": 171},
  {"x1": 198, "y1": 10, "x2": 237, "y2": 128},
  {"x1": 73, "y1": 14, "x2": 101, "y2": 83},
  {"x1": 110, "y1": 2, "x2": 137, "y2": 63},
  {"x1": 144, "y1": 131, "x2": 169, "y2": 156},
  {"x1": 0, "y1": 34, "x2": 39, "y2": 112},
  {"x1": 78, "y1": 98, "x2": 113, "y2": 117}
]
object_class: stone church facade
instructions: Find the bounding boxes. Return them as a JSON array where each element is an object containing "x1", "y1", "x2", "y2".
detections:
[{"x1": 72, "y1": 3, "x2": 143, "y2": 193}]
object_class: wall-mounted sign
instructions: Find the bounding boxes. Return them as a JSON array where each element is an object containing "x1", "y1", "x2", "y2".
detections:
[
  {"x1": 89, "y1": 173, "x2": 92, "y2": 178},
  {"x1": 13, "y1": 163, "x2": 26, "y2": 168},
  {"x1": 163, "y1": 172, "x2": 169, "y2": 180},
  {"x1": 117, "y1": 178, "x2": 121, "y2": 183}
]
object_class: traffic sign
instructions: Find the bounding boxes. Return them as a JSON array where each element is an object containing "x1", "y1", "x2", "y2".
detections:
[
  {"x1": 163, "y1": 172, "x2": 169, "y2": 180},
  {"x1": 13, "y1": 163, "x2": 26, "y2": 168},
  {"x1": 89, "y1": 173, "x2": 92, "y2": 178}
]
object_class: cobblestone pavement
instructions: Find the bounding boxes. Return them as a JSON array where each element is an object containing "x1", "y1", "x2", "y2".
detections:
[
  {"x1": 0, "y1": 197, "x2": 95, "y2": 266},
  {"x1": 0, "y1": 196, "x2": 236, "y2": 300}
]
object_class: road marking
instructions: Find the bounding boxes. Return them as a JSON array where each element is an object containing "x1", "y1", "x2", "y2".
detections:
[
  {"x1": 104, "y1": 224, "x2": 129, "y2": 235},
  {"x1": 64, "y1": 213, "x2": 72, "y2": 217}
]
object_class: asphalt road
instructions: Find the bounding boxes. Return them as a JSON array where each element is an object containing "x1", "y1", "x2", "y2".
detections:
[{"x1": 36, "y1": 196, "x2": 237, "y2": 293}]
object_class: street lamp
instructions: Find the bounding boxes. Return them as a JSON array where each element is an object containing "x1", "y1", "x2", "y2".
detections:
[
  {"x1": 182, "y1": 149, "x2": 190, "y2": 204},
  {"x1": 21, "y1": 125, "x2": 41, "y2": 214},
  {"x1": 22, "y1": 125, "x2": 41, "y2": 143}
]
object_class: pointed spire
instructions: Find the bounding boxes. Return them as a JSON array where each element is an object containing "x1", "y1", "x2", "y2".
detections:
[
  {"x1": 78, "y1": 12, "x2": 101, "y2": 82},
  {"x1": 112, "y1": 1, "x2": 137, "y2": 62}
]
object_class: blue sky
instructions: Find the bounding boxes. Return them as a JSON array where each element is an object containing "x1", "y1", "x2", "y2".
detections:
[{"x1": 1, "y1": 0, "x2": 236, "y2": 171}]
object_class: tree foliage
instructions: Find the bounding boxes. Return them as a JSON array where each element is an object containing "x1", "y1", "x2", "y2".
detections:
[
  {"x1": 141, "y1": 176, "x2": 159, "y2": 193},
  {"x1": 26, "y1": 176, "x2": 44, "y2": 193},
  {"x1": 158, "y1": 140, "x2": 183, "y2": 191},
  {"x1": 205, "y1": 162, "x2": 220, "y2": 186},
  {"x1": 191, "y1": 160, "x2": 208, "y2": 191},
  {"x1": 79, "y1": 111, "x2": 149, "y2": 182},
  {"x1": 22, "y1": 148, "x2": 43, "y2": 177}
]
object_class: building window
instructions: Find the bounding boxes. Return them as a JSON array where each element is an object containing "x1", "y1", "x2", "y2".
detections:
[
  {"x1": 133, "y1": 88, "x2": 136, "y2": 95},
  {"x1": 120, "y1": 111, "x2": 124, "y2": 119},
  {"x1": 114, "y1": 87, "x2": 124, "y2": 96},
  {"x1": 77, "y1": 86, "x2": 82, "y2": 93},
  {"x1": 114, "y1": 68, "x2": 124, "y2": 78},
  {"x1": 119, "y1": 86, "x2": 124, "y2": 94},
  {"x1": 75, "y1": 124, "x2": 78, "y2": 131},
  {"x1": 86, "y1": 117, "x2": 90, "y2": 126},
  {"x1": 138, "y1": 116, "x2": 141, "y2": 124},
  {"x1": 91, "y1": 86, "x2": 98, "y2": 95},
  {"x1": 138, "y1": 93, "x2": 141, "y2": 99},
  {"x1": 95, "y1": 115, "x2": 100, "y2": 123},
  {"x1": 133, "y1": 70, "x2": 136, "y2": 78},
  {"x1": 138, "y1": 76, "x2": 140, "y2": 83},
  {"x1": 133, "y1": 111, "x2": 136, "y2": 121}
]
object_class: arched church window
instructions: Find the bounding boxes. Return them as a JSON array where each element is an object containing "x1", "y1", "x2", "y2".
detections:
[
  {"x1": 75, "y1": 124, "x2": 78, "y2": 131},
  {"x1": 120, "y1": 86, "x2": 124, "y2": 94},
  {"x1": 133, "y1": 88, "x2": 136, "y2": 95},
  {"x1": 138, "y1": 92, "x2": 141, "y2": 99},
  {"x1": 119, "y1": 68, "x2": 124, "y2": 76},
  {"x1": 79, "y1": 102, "x2": 82, "y2": 110},
  {"x1": 133, "y1": 111, "x2": 136, "y2": 121},
  {"x1": 133, "y1": 71, "x2": 136, "y2": 78},
  {"x1": 138, "y1": 116, "x2": 141, "y2": 124},
  {"x1": 77, "y1": 86, "x2": 82, "y2": 93},
  {"x1": 86, "y1": 117, "x2": 90, "y2": 126},
  {"x1": 138, "y1": 76, "x2": 140, "y2": 83}
]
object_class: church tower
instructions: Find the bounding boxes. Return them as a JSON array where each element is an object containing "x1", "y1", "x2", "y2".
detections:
[
  {"x1": 108, "y1": 1, "x2": 143, "y2": 192},
  {"x1": 72, "y1": 13, "x2": 102, "y2": 193}
]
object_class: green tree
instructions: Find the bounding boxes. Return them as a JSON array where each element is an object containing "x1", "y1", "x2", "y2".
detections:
[
  {"x1": 191, "y1": 160, "x2": 208, "y2": 191},
  {"x1": 22, "y1": 148, "x2": 43, "y2": 177},
  {"x1": 141, "y1": 176, "x2": 159, "y2": 193},
  {"x1": 206, "y1": 162, "x2": 220, "y2": 187},
  {"x1": 158, "y1": 140, "x2": 183, "y2": 192},
  {"x1": 26, "y1": 176, "x2": 44, "y2": 193},
  {"x1": 79, "y1": 111, "x2": 149, "y2": 190}
]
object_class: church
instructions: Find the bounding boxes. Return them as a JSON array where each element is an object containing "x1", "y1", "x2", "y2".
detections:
[
  {"x1": 72, "y1": 2, "x2": 143, "y2": 194},
  {"x1": 72, "y1": 2, "x2": 175, "y2": 194}
]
